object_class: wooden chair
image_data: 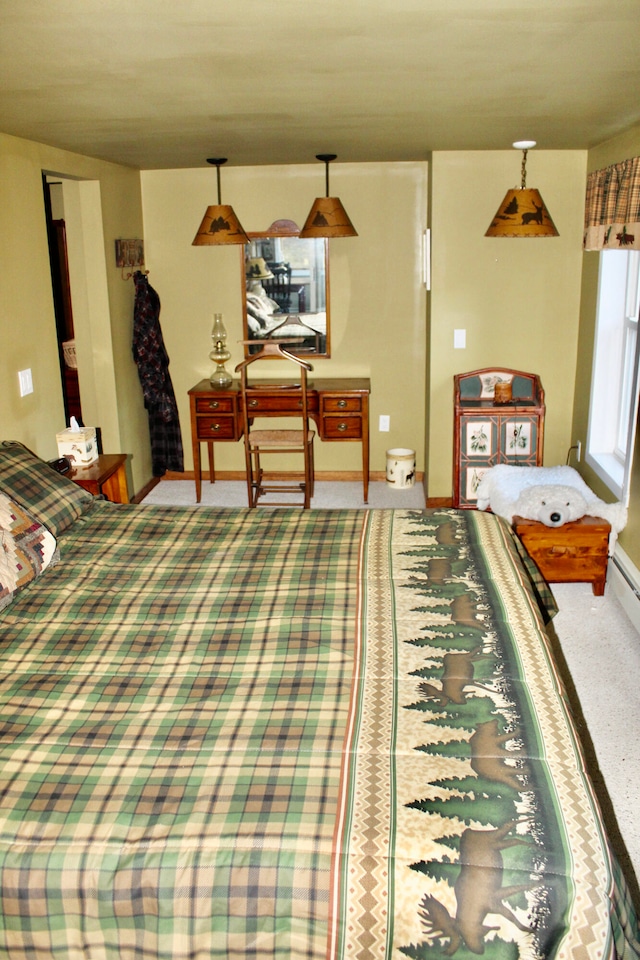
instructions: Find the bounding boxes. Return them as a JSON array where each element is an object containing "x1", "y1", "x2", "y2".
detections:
[
  {"x1": 235, "y1": 341, "x2": 315, "y2": 508},
  {"x1": 263, "y1": 262, "x2": 292, "y2": 313}
]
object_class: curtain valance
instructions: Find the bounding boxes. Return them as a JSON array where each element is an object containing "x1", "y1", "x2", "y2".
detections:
[{"x1": 583, "y1": 156, "x2": 640, "y2": 250}]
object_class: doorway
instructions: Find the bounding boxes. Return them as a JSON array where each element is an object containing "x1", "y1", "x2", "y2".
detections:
[
  {"x1": 40, "y1": 172, "x2": 120, "y2": 453},
  {"x1": 43, "y1": 176, "x2": 83, "y2": 426}
]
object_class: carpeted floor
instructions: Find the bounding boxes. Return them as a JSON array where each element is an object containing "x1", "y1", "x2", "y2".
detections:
[
  {"x1": 142, "y1": 479, "x2": 640, "y2": 906},
  {"x1": 548, "y1": 582, "x2": 640, "y2": 907},
  {"x1": 140, "y1": 478, "x2": 427, "y2": 509}
]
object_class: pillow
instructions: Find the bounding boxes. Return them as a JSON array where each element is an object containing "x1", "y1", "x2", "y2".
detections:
[
  {"x1": 0, "y1": 441, "x2": 95, "y2": 536},
  {"x1": 245, "y1": 295, "x2": 272, "y2": 328},
  {"x1": 246, "y1": 313, "x2": 262, "y2": 336},
  {"x1": 0, "y1": 492, "x2": 58, "y2": 611}
]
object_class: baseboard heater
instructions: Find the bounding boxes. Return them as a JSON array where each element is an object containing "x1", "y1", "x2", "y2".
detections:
[
  {"x1": 611, "y1": 553, "x2": 640, "y2": 600},
  {"x1": 609, "y1": 545, "x2": 640, "y2": 634}
]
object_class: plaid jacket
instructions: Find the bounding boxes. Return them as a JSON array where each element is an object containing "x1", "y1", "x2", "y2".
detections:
[{"x1": 133, "y1": 271, "x2": 184, "y2": 475}]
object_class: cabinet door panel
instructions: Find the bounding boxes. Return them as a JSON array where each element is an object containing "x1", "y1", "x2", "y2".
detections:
[
  {"x1": 500, "y1": 418, "x2": 538, "y2": 464},
  {"x1": 462, "y1": 418, "x2": 497, "y2": 458},
  {"x1": 456, "y1": 417, "x2": 499, "y2": 506}
]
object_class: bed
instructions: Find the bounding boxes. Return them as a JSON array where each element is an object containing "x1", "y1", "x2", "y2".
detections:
[{"x1": 0, "y1": 441, "x2": 638, "y2": 960}]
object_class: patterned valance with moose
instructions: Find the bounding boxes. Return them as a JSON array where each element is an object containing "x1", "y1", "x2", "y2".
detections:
[{"x1": 584, "y1": 155, "x2": 640, "y2": 250}]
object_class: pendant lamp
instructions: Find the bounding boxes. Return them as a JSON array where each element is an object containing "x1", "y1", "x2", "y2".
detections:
[
  {"x1": 300, "y1": 154, "x2": 358, "y2": 238},
  {"x1": 192, "y1": 158, "x2": 249, "y2": 246},
  {"x1": 485, "y1": 141, "x2": 559, "y2": 238}
]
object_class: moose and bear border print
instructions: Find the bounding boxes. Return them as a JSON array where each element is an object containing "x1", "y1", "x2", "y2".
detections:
[{"x1": 333, "y1": 508, "x2": 614, "y2": 960}]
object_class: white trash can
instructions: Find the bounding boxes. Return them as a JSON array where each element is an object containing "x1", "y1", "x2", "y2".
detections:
[{"x1": 386, "y1": 448, "x2": 416, "y2": 489}]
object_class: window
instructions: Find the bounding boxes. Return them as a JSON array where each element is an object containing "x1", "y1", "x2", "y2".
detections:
[{"x1": 586, "y1": 250, "x2": 640, "y2": 503}]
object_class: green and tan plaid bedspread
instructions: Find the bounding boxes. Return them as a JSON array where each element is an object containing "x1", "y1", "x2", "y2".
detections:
[{"x1": 0, "y1": 504, "x2": 637, "y2": 959}]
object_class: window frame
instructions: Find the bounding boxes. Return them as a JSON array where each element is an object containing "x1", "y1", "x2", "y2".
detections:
[{"x1": 586, "y1": 249, "x2": 640, "y2": 503}]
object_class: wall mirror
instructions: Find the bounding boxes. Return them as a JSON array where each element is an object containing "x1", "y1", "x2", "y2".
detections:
[{"x1": 241, "y1": 219, "x2": 330, "y2": 357}]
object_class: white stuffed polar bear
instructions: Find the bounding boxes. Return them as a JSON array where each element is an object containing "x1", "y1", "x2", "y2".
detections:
[
  {"x1": 475, "y1": 464, "x2": 627, "y2": 553},
  {"x1": 513, "y1": 484, "x2": 588, "y2": 527}
]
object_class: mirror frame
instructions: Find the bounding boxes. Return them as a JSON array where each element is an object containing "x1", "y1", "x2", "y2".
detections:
[{"x1": 241, "y1": 219, "x2": 330, "y2": 358}]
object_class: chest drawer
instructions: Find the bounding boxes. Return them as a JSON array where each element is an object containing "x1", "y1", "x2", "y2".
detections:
[
  {"x1": 196, "y1": 416, "x2": 237, "y2": 440},
  {"x1": 196, "y1": 396, "x2": 235, "y2": 414},
  {"x1": 322, "y1": 396, "x2": 362, "y2": 414},
  {"x1": 321, "y1": 416, "x2": 363, "y2": 439}
]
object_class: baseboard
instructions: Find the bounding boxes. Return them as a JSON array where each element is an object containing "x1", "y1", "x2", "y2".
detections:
[
  {"x1": 608, "y1": 544, "x2": 640, "y2": 634},
  {"x1": 130, "y1": 476, "x2": 161, "y2": 504},
  {"x1": 162, "y1": 470, "x2": 424, "y2": 483}
]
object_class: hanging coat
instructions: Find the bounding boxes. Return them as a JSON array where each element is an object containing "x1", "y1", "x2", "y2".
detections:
[{"x1": 132, "y1": 271, "x2": 184, "y2": 476}]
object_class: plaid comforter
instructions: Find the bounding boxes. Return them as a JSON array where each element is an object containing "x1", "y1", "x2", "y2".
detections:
[{"x1": 0, "y1": 504, "x2": 637, "y2": 959}]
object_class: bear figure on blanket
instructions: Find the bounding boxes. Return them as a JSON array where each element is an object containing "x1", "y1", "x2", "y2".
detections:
[{"x1": 513, "y1": 484, "x2": 587, "y2": 528}]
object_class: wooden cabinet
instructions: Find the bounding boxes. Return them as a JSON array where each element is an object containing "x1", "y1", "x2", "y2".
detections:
[
  {"x1": 188, "y1": 378, "x2": 370, "y2": 503},
  {"x1": 453, "y1": 368, "x2": 545, "y2": 508}
]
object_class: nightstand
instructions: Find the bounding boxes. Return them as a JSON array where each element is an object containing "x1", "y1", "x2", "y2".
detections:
[{"x1": 67, "y1": 453, "x2": 130, "y2": 503}]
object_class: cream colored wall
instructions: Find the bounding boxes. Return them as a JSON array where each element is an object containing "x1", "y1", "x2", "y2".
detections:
[
  {"x1": 571, "y1": 122, "x2": 640, "y2": 566},
  {"x1": 0, "y1": 132, "x2": 150, "y2": 492},
  {"x1": 0, "y1": 136, "x2": 598, "y2": 508},
  {"x1": 140, "y1": 162, "x2": 428, "y2": 477},
  {"x1": 428, "y1": 150, "x2": 587, "y2": 499}
]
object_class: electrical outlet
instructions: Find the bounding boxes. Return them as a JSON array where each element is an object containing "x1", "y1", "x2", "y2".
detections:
[
  {"x1": 18, "y1": 368, "x2": 33, "y2": 397},
  {"x1": 379, "y1": 415, "x2": 390, "y2": 432}
]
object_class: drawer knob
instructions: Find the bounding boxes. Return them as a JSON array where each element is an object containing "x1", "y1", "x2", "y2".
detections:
[
  {"x1": 208, "y1": 400, "x2": 220, "y2": 410},
  {"x1": 337, "y1": 399, "x2": 347, "y2": 408},
  {"x1": 209, "y1": 423, "x2": 221, "y2": 432},
  {"x1": 249, "y1": 399, "x2": 259, "y2": 408},
  {"x1": 337, "y1": 422, "x2": 348, "y2": 432}
]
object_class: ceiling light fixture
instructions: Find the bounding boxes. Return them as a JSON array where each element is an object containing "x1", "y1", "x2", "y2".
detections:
[
  {"x1": 485, "y1": 141, "x2": 559, "y2": 238},
  {"x1": 192, "y1": 158, "x2": 249, "y2": 246},
  {"x1": 300, "y1": 154, "x2": 358, "y2": 239}
]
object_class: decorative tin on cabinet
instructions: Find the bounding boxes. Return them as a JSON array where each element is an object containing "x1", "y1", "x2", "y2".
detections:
[{"x1": 453, "y1": 368, "x2": 545, "y2": 508}]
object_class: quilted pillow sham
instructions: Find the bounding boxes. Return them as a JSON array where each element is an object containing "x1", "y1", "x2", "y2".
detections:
[
  {"x1": 0, "y1": 441, "x2": 94, "y2": 536},
  {"x1": 0, "y1": 491, "x2": 58, "y2": 612}
]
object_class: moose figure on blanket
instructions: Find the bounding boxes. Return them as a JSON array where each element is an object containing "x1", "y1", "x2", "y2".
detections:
[{"x1": 418, "y1": 821, "x2": 536, "y2": 955}]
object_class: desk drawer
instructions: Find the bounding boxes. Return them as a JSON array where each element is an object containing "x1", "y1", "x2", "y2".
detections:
[
  {"x1": 321, "y1": 416, "x2": 363, "y2": 439},
  {"x1": 197, "y1": 416, "x2": 237, "y2": 440},
  {"x1": 246, "y1": 395, "x2": 305, "y2": 414},
  {"x1": 322, "y1": 396, "x2": 362, "y2": 413},
  {"x1": 196, "y1": 397, "x2": 235, "y2": 414}
]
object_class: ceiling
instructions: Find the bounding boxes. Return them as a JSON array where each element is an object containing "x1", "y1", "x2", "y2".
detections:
[{"x1": 1, "y1": 0, "x2": 640, "y2": 170}]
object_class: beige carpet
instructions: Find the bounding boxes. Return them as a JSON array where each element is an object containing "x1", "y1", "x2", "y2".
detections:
[
  {"x1": 142, "y1": 480, "x2": 640, "y2": 907},
  {"x1": 140, "y1": 478, "x2": 427, "y2": 509},
  {"x1": 548, "y1": 581, "x2": 640, "y2": 908}
]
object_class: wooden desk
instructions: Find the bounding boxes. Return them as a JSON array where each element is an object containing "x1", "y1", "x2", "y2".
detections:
[
  {"x1": 67, "y1": 453, "x2": 130, "y2": 503},
  {"x1": 188, "y1": 378, "x2": 371, "y2": 502}
]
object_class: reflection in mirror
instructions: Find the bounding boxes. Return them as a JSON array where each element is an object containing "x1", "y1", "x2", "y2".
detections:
[{"x1": 241, "y1": 220, "x2": 329, "y2": 357}]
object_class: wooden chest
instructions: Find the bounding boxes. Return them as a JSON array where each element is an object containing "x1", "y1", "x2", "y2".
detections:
[{"x1": 512, "y1": 515, "x2": 611, "y2": 596}]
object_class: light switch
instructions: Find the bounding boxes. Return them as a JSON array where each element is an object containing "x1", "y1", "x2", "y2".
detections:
[
  {"x1": 454, "y1": 329, "x2": 466, "y2": 349},
  {"x1": 379, "y1": 415, "x2": 390, "y2": 432},
  {"x1": 18, "y1": 368, "x2": 33, "y2": 396}
]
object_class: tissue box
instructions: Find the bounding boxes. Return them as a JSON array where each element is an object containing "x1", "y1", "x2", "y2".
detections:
[{"x1": 56, "y1": 426, "x2": 98, "y2": 465}]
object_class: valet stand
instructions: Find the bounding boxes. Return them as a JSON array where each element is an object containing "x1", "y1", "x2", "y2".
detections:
[{"x1": 235, "y1": 341, "x2": 315, "y2": 508}]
